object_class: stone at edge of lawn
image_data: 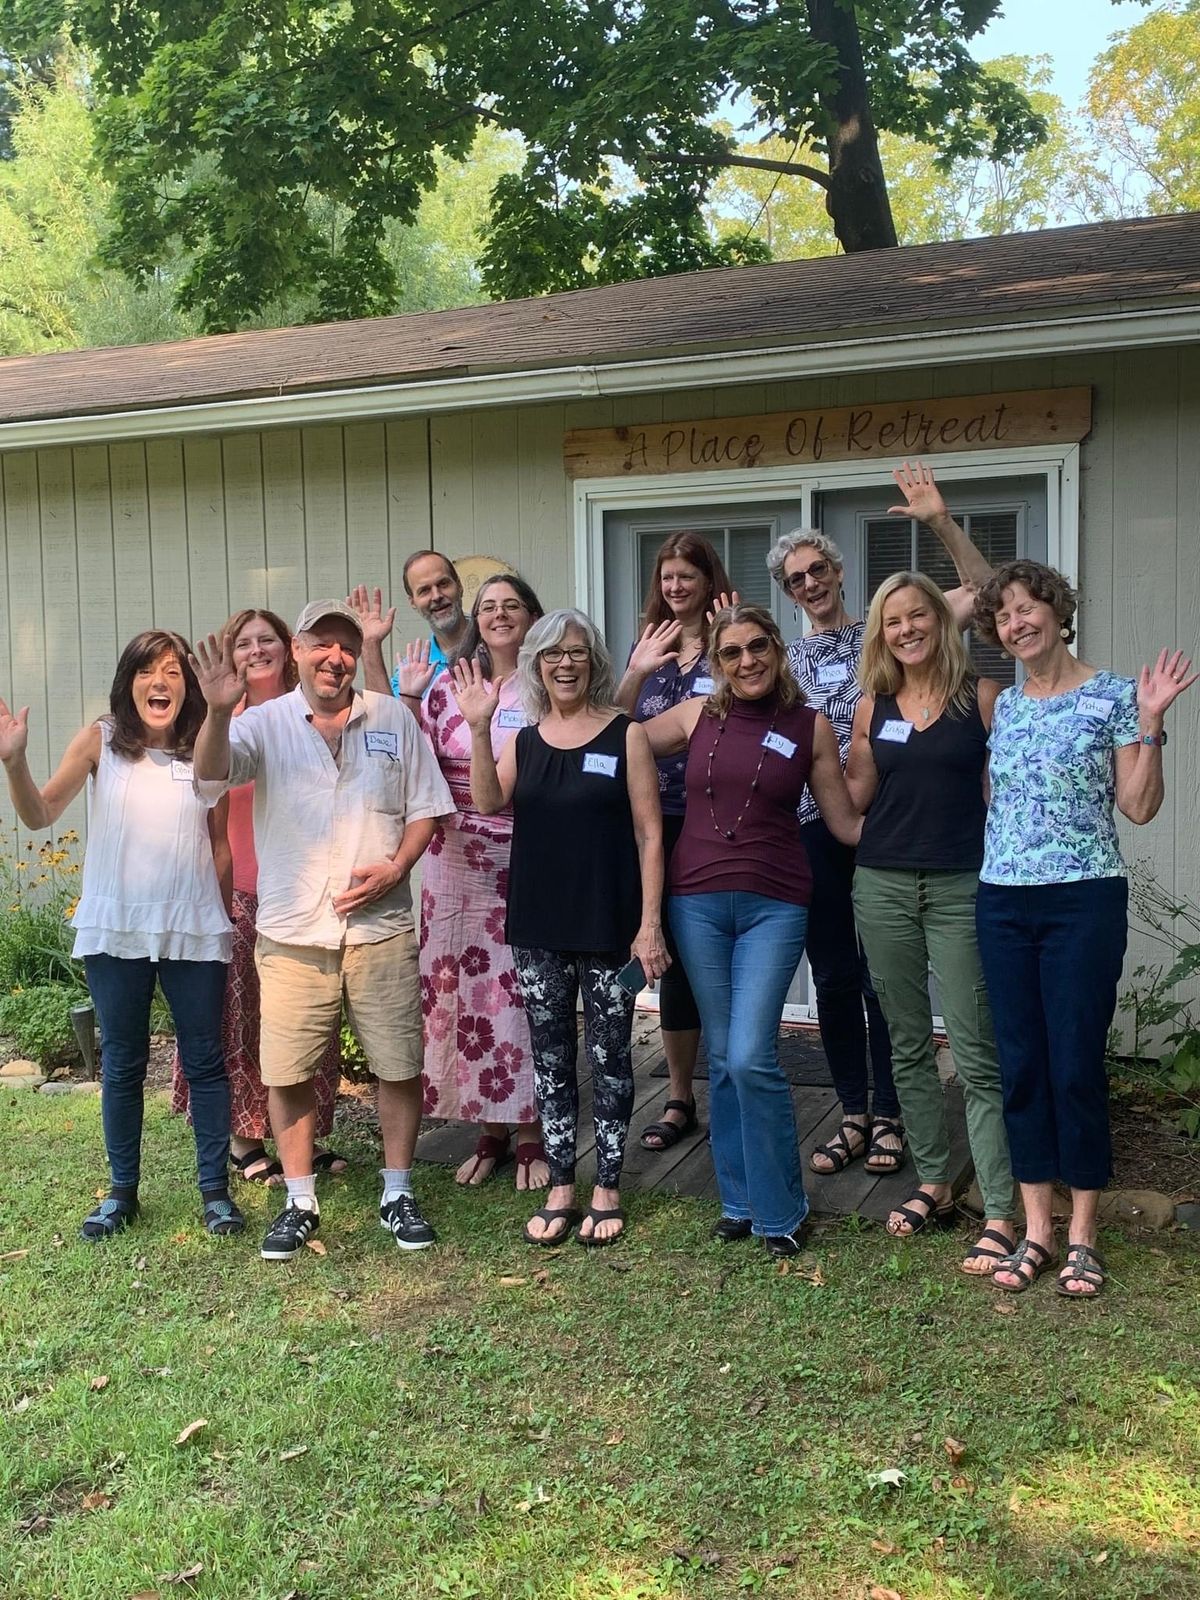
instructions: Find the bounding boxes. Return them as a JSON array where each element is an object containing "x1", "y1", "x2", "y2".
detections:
[
  {"x1": 1096, "y1": 1189, "x2": 1177, "y2": 1230},
  {"x1": 1174, "y1": 1201, "x2": 1200, "y2": 1230},
  {"x1": 1, "y1": 1058, "x2": 45, "y2": 1079}
]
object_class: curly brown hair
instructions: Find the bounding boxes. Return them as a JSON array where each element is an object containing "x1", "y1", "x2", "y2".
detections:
[{"x1": 974, "y1": 560, "x2": 1077, "y2": 647}]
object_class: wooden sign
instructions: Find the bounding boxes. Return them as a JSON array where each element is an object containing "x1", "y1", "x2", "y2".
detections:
[{"x1": 563, "y1": 386, "x2": 1092, "y2": 478}]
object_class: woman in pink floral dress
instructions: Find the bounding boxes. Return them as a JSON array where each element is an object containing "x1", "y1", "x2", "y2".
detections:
[{"x1": 400, "y1": 573, "x2": 550, "y2": 1189}]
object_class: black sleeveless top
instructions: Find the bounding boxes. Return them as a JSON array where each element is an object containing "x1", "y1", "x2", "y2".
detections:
[
  {"x1": 505, "y1": 715, "x2": 642, "y2": 952},
  {"x1": 856, "y1": 684, "x2": 988, "y2": 872}
]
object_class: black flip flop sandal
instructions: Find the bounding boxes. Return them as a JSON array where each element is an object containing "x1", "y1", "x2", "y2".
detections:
[
  {"x1": 522, "y1": 1205, "x2": 582, "y2": 1246},
  {"x1": 577, "y1": 1205, "x2": 626, "y2": 1248}
]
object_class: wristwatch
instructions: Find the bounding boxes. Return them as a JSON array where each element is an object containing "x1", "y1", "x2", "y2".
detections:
[{"x1": 1141, "y1": 731, "x2": 1168, "y2": 747}]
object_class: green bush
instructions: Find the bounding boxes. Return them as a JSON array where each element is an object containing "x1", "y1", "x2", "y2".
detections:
[
  {"x1": 0, "y1": 829, "x2": 84, "y2": 993},
  {"x1": 0, "y1": 983, "x2": 80, "y2": 1067}
]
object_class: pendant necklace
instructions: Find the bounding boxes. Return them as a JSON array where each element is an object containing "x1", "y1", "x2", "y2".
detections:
[{"x1": 705, "y1": 709, "x2": 778, "y2": 841}]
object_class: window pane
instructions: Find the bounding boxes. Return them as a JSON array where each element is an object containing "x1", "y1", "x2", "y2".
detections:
[
  {"x1": 865, "y1": 518, "x2": 914, "y2": 604},
  {"x1": 963, "y1": 513, "x2": 1019, "y2": 687},
  {"x1": 726, "y1": 524, "x2": 774, "y2": 607}
]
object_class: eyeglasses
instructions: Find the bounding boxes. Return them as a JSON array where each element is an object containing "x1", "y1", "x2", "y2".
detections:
[
  {"x1": 715, "y1": 635, "x2": 773, "y2": 665},
  {"x1": 783, "y1": 559, "x2": 832, "y2": 593},
  {"x1": 477, "y1": 600, "x2": 527, "y2": 617},
  {"x1": 540, "y1": 646, "x2": 591, "y2": 665}
]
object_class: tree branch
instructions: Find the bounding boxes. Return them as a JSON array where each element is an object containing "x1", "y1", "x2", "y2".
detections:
[{"x1": 641, "y1": 149, "x2": 832, "y2": 188}]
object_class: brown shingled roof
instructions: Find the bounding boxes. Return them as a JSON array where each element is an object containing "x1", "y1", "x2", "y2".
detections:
[{"x1": 2, "y1": 214, "x2": 1199, "y2": 426}]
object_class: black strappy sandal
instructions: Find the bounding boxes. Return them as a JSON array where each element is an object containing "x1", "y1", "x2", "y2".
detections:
[
  {"x1": 1056, "y1": 1242, "x2": 1106, "y2": 1298},
  {"x1": 809, "y1": 1117, "x2": 869, "y2": 1174},
  {"x1": 994, "y1": 1237, "x2": 1057, "y2": 1294},
  {"x1": 886, "y1": 1187, "x2": 957, "y2": 1237},
  {"x1": 864, "y1": 1116, "x2": 906, "y2": 1175},
  {"x1": 960, "y1": 1224, "x2": 1018, "y2": 1276},
  {"x1": 640, "y1": 1098, "x2": 699, "y2": 1152}
]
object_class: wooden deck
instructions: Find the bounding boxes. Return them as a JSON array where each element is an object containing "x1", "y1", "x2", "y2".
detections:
[{"x1": 414, "y1": 1013, "x2": 972, "y2": 1223}]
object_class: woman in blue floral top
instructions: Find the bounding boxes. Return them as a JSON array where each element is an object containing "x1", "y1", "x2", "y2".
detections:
[
  {"x1": 616, "y1": 532, "x2": 732, "y2": 1154},
  {"x1": 973, "y1": 560, "x2": 1195, "y2": 1297},
  {"x1": 769, "y1": 463, "x2": 993, "y2": 1185}
]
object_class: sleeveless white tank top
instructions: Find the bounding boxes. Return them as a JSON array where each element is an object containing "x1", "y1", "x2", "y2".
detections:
[{"x1": 71, "y1": 722, "x2": 232, "y2": 962}]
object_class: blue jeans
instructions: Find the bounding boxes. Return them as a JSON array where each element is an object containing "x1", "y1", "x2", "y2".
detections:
[
  {"x1": 669, "y1": 892, "x2": 810, "y2": 1236},
  {"x1": 976, "y1": 878, "x2": 1127, "y2": 1191},
  {"x1": 85, "y1": 955, "x2": 230, "y2": 1192}
]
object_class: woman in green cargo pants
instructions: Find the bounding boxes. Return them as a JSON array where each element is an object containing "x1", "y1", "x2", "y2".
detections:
[{"x1": 847, "y1": 571, "x2": 1015, "y2": 1276}]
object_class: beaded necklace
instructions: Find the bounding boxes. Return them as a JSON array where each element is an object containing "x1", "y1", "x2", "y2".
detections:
[{"x1": 704, "y1": 701, "x2": 779, "y2": 842}]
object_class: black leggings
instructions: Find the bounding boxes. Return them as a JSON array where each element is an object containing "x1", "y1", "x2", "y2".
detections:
[
  {"x1": 511, "y1": 947, "x2": 635, "y2": 1188},
  {"x1": 659, "y1": 813, "x2": 700, "y2": 1033}
]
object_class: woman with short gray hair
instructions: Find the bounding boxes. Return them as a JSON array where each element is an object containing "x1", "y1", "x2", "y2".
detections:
[
  {"x1": 771, "y1": 462, "x2": 991, "y2": 1183},
  {"x1": 454, "y1": 609, "x2": 668, "y2": 1247}
]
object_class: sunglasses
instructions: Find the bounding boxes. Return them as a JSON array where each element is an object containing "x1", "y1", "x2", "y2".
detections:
[
  {"x1": 783, "y1": 559, "x2": 832, "y2": 593},
  {"x1": 715, "y1": 635, "x2": 773, "y2": 666}
]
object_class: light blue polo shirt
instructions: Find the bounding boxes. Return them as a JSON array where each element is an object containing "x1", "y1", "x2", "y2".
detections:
[{"x1": 390, "y1": 634, "x2": 450, "y2": 699}]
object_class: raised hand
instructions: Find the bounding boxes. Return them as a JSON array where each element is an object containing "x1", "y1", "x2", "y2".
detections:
[
  {"x1": 396, "y1": 639, "x2": 439, "y2": 699},
  {"x1": 0, "y1": 696, "x2": 30, "y2": 765},
  {"x1": 888, "y1": 459, "x2": 949, "y2": 525},
  {"x1": 1137, "y1": 648, "x2": 1197, "y2": 722},
  {"x1": 628, "y1": 619, "x2": 683, "y2": 677},
  {"x1": 347, "y1": 582, "x2": 395, "y2": 647},
  {"x1": 451, "y1": 657, "x2": 502, "y2": 731},
  {"x1": 190, "y1": 632, "x2": 246, "y2": 714},
  {"x1": 705, "y1": 589, "x2": 741, "y2": 625}
]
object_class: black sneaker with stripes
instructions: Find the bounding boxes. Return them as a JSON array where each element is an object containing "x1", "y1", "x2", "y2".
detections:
[{"x1": 260, "y1": 1203, "x2": 319, "y2": 1261}]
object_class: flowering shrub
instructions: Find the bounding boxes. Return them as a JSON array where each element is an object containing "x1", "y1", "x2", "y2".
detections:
[{"x1": 0, "y1": 828, "x2": 83, "y2": 993}]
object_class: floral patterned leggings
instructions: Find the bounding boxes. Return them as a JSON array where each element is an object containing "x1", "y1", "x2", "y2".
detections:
[{"x1": 511, "y1": 947, "x2": 636, "y2": 1188}]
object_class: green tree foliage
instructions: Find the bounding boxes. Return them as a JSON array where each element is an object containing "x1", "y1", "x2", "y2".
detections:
[
  {"x1": 0, "y1": 1, "x2": 1050, "y2": 330},
  {"x1": 1083, "y1": 0, "x2": 1200, "y2": 216},
  {"x1": 709, "y1": 56, "x2": 1082, "y2": 258}
]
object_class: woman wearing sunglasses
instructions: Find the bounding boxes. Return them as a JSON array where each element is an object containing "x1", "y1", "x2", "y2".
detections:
[
  {"x1": 767, "y1": 462, "x2": 992, "y2": 1184},
  {"x1": 642, "y1": 604, "x2": 862, "y2": 1257}
]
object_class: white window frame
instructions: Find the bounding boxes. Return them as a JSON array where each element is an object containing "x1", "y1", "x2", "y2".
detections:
[{"x1": 572, "y1": 443, "x2": 1081, "y2": 1022}]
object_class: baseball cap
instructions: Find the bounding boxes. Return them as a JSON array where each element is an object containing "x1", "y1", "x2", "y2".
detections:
[{"x1": 294, "y1": 599, "x2": 364, "y2": 638}]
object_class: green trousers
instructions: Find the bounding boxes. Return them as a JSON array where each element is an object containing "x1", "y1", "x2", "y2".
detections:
[{"x1": 852, "y1": 866, "x2": 1014, "y2": 1219}]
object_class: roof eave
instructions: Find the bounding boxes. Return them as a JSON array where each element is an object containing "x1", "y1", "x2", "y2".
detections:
[{"x1": 1, "y1": 299, "x2": 1198, "y2": 454}]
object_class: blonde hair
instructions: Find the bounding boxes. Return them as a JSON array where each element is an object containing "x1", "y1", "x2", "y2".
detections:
[
  {"x1": 707, "y1": 603, "x2": 804, "y2": 720},
  {"x1": 859, "y1": 572, "x2": 974, "y2": 715}
]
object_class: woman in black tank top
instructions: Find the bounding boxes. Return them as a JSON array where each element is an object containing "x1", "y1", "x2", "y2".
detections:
[
  {"x1": 454, "y1": 609, "x2": 668, "y2": 1251},
  {"x1": 846, "y1": 572, "x2": 1015, "y2": 1275}
]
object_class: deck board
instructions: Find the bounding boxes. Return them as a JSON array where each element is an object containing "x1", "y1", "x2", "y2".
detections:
[{"x1": 414, "y1": 1017, "x2": 972, "y2": 1223}]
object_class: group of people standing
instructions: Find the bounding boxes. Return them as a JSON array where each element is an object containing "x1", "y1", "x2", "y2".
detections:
[{"x1": 0, "y1": 464, "x2": 1191, "y2": 1294}]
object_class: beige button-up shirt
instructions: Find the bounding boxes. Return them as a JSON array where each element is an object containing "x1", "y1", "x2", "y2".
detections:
[{"x1": 214, "y1": 687, "x2": 453, "y2": 948}]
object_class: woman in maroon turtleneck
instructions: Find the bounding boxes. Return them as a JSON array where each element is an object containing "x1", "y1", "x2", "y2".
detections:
[{"x1": 643, "y1": 603, "x2": 861, "y2": 1258}]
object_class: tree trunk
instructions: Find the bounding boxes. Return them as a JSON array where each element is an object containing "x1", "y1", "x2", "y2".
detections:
[{"x1": 805, "y1": 0, "x2": 898, "y2": 251}]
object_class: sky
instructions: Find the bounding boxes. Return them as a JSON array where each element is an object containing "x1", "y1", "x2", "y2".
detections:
[{"x1": 976, "y1": 0, "x2": 1153, "y2": 107}]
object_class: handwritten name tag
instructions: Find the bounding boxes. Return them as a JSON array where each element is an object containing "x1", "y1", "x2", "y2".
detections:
[
  {"x1": 1075, "y1": 694, "x2": 1114, "y2": 720},
  {"x1": 816, "y1": 662, "x2": 851, "y2": 688},
  {"x1": 878, "y1": 719, "x2": 914, "y2": 744},
  {"x1": 762, "y1": 731, "x2": 797, "y2": 759},
  {"x1": 691, "y1": 676, "x2": 715, "y2": 696},
  {"x1": 583, "y1": 752, "x2": 618, "y2": 777},
  {"x1": 366, "y1": 730, "x2": 399, "y2": 757},
  {"x1": 170, "y1": 760, "x2": 193, "y2": 782},
  {"x1": 496, "y1": 708, "x2": 527, "y2": 729}
]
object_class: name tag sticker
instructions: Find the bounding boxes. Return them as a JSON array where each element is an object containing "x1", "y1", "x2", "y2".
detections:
[
  {"x1": 762, "y1": 731, "x2": 797, "y2": 759},
  {"x1": 583, "y1": 752, "x2": 619, "y2": 777},
  {"x1": 817, "y1": 662, "x2": 851, "y2": 688},
  {"x1": 170, "y1": 760, "x2": 192, "y2": 782},
  {"x1": 366, "y1": 730, "x2": 399, "y2": 757},
  {"x1": 496, "y1": 708, "x2": 527, "y2": 730},
  {"x1": 878, "y1": 719, "x2": 914, "y2": 744},
  {"x1": 691, "y1": 676, "x2": 715, "y2": 696},
  {"x1": 1075, "y1": 694, "x2": 1114, "y2": 720}
]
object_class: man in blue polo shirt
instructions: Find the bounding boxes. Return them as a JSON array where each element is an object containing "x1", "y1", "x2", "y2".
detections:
[{"x1": 351, "y1": 550, "x2": 469, "y2": 700}]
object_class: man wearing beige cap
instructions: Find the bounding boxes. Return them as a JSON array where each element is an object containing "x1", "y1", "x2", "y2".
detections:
[{"x1": 193, "y1": 600, "x2": 453, "y2": 1260}]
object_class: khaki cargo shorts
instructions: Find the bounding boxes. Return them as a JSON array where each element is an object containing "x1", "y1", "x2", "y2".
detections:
[{"x1": 255, "y1": 931, "x2": 422, "y2": 1086}]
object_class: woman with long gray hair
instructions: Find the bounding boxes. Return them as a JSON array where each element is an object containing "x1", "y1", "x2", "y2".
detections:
[
  {"x1": 454, "y1": 609, "x2": 668, "y2": 1247},
  {"x1": 768, "y1": 462, "x2": 991, "y2": 1183}
]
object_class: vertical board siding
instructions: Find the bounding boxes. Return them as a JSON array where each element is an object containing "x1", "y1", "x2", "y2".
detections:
[
  {"x1": 261, "y1": 430, "x2": 307, "y2": 627},
  {"x1": 429, "y1": 413, "x2": 475, "y2": 564},
  {"x1": 73, "y1": 446, "x2": 118, "y2": 727},
  {"x1": 146, "y1": 438, "x2": 191, "y2": 637},
  {"x1": 36, "y1": 450, "x2": 84, "y2": 834},
  {"x1": 470, "y1": 411, "x2": 522, "y2": 571},
  {"x1": 221, "y1": 434, "x2": 268, "y2": 617},
  {"x1": 109, "y1": 441, "x2": 154, "y2": 651},
  {"x1": 1174, "y1": 350, "x2": 1200, "y2": 919},
  {"x1": 301, "y1": 427, "x2": 349, "y2": 602},
  {"x1": 385, "y1": 417, "x2": 432, "y2": 653},
  {"x1": 517, "y1": 404, "x2": 572, "y2": 607},
  {"x1": 182, "y1": 436, "x2": 229, "y2": 636},
  {"x1": 344, "y1": 422, "x2": 390, "y2": 596},
  {"x1": 3, "y1": 453, "x2": 50, "y2": 830}
]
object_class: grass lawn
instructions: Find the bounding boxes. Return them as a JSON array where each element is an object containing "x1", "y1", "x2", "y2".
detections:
[{"x1": 1, "y1": 1090, "x2": 1198, "y2": 1600}]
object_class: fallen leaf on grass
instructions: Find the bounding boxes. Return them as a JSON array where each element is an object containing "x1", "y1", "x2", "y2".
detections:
[
  {"x1": 19, "y1": 1512, "x2": 51, "y2": 1535},
  {"x1": 129, "y1": 1591, "x2": 161, "y2": 1599},
  {"x1": 82, "y1": 1492, "x2": 112, "y2": 1511},
  {"x1": 870, "y1": 1538, "x2": 901, "y2": 1556},
  {"x1": 171, "y1": 1232, "x2": 189, "y2": 1245},
  {"x1": 1093, "y1": 1551, "x2": 1109, "y2": 1565},
  {"x1": 791, "y1": 1263, "x2": 826, "y2": 1287},
  {"x1": 89, "y1": 1375, "x2": 110, "y2": 1392},
  {"x1": 134, "y1": 1256, "x2": 147, "y2": 1271},
  {"x1": 474, "y1": 1489, "x2": 489, "y2": 1516},
  {"x1": 157, "y1": 1563, "x2": 203, "y2": 1585},
  {"x1": 604, "y1": 1430, "x2": 624, "y2": 1446},
  {"x1": 174, "y1": 1419, "x2": 208, "y2": 1446},
  {"x1": 869, "y1": 1587, "x2": 904, "y2": 1600},
  {"x1": 943, "y1": 1437, "x2": 966, "y2": 1466},
  {"x1": 305, "y1": 1238, "x2": 327, "y2": 1256},
  {"x1": 13, "y1": 1394, "x2": 31, "y2": 1413},
  {"x1": 498, "y1": 1275, "x2": 528, "y2": 1288},
  {"x1": 279, "y1": 1446, "x2": 308, "y2": 1462},
  {"x1": 0, "y1": 1248, "x2": 30, "y2": 1262},
  {"x1": 992, "y1": 1300, "x2": 1018, "y2": 1316},
  {"x1": 950, "y1": 1475, "x2": 975, "y2": 1495},
  {"x1": 869, "y1": 1468, "x2": 906, "y2": 1489},
  {"x1": 515, "y1": 1485, "x2": 552, "y2": 1512},
  {"x1": 717, "y1": 1362, "x2": 731, "y2": 1374}
]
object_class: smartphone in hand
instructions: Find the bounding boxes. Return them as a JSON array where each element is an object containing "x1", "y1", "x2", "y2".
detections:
[{"x1": 615, "y1": 956, "x2": 647, "y2": 994}]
